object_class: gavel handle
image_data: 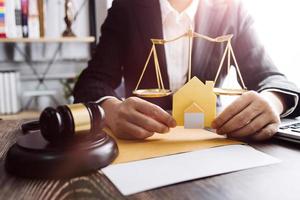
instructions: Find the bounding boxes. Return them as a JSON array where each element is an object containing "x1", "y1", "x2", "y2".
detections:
[{"x1": 21, "y1": 121, "x2": 41, "y2": 134}]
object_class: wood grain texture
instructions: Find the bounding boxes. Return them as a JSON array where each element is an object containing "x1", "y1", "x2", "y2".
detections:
[
  {"x1": 1, "y1": 120, "x2": 300, "y2": 200},
  {"x1": 0, "y1": 111, "x2": 40, "y2": 120},
  {"x1": 0, "y1": 120, "x2": 125, "y2": 200}
]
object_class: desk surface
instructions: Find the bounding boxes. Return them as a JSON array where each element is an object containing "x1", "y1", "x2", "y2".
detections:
[{"x1": 1, "y1": 120, "x2": 300, "y2": 200}]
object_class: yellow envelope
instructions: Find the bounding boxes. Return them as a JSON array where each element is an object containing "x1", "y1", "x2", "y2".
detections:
[{"x1": 106, "y1": 126, "x2": 243, "y2": 164}]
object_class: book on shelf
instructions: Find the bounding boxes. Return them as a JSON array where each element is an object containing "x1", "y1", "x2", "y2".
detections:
[
  {"x1": 5, "y1": 0, "x2": 17, "y2": 38},
  {"x1": 37, "y1": 0, "x2": 44, "y2": 37},
  {"x1": 28, "y1": 0, "x2": 40, "y2": 38},
  {"x1": 0, "y1": 70, "x2": 21, "y2": 115},
  {"x1": 15, "y1": 0, "x2": 23, "y2": 38},
  {"x1": 10, "y1": 72, "x2": 20, "y2": 113},
  {"x1": 0, "y1": 0, "x2": 6, "y2": 38},
  {"x1": 21, "y1": 0, "x2": 28, "y2": 38},
  {"x1": 3, "y1": 72, "x2": 11, "y2": 114}
]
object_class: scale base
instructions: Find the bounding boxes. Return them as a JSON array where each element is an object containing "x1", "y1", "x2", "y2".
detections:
[
  {"x1": 133, "y1": 89, "x2": 172, "y2": 98},
  {"x1": 213, "y1": 88, "x2": 247, "y2": 96},
  {"x1": 5, "y1": 131, "x2": 118, "y2": 179}
]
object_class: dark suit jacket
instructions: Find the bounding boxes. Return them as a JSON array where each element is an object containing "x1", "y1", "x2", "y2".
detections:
[{"x1": 74, "y1": 0, "x2": 300, "y2": 117}]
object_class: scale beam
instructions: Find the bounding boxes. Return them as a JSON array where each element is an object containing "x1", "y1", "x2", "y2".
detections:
[{"x1": 133, "y1": 30, "x2": 247, "y2": 98}]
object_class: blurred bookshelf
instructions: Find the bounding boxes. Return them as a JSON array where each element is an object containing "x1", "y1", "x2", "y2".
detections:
[{"x1": 0, "y1": 0, "x2": 97, "y2": 116}]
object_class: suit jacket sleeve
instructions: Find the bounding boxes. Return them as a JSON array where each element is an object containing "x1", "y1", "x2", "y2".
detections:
[
  {"x1": 73, "y1": 0, "x2": 128, "y2": 103},
  {"x1": 232, "y1": 1, "x2": 300, "y2": 117}
]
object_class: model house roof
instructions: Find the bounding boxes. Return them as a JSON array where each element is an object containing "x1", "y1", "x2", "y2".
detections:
[
  {"x1": 184, "y1": 102, "x2": 204, "y2": 113},
  {"x1": 175, "y1": 76, "x2": 215, "y2": 95}
]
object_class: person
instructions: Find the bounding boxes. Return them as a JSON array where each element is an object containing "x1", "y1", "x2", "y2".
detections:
[{"x1": 74, "y1": 0, "x2": 300, "y2": 141}]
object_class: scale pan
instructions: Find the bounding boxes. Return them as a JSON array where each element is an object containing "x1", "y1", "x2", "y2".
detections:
[
  {"x1": 213, "y1": 88, "x2": 247, "y2": 96},
  {"x1": 133, "y1": 89, "x2": 172, "y2": 98}
]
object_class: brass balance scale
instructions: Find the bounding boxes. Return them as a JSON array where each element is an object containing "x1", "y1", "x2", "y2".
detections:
[{"x1": 132, "y1": 29, "x2": 248, "y2": 98}]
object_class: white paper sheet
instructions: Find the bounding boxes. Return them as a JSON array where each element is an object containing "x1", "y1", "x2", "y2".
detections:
[{"x1": 102, "y1": 145, "x2": 280, "y2": 196}]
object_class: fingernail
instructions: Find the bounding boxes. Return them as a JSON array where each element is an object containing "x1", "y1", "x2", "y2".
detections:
[
  {"x1": 171, "y1": 120, "x2": 177, "y2": 127},
  {"x1": 216, "y1": 129, "x2": 223, "y2": 135},
  {"x1": 211, "y1": 122, "x2": 217, "y2": 129}
]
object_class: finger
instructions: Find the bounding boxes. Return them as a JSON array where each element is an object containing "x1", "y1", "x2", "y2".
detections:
[
  {"x1": 249, "y1": 123, "x2": 279, "y2": 141},
  {"x1": 132, "y1": 98, "x2": 177, "y2": 127},
  {"x1": 126, "y1": 110, "x2": 170, "y2": 134},
  {"x1": 212, "y1": 91, "x2": 256, "y2": 129},
  {"x1": 216, "y1": 100, "x2": 264, "y2": 135},
  {"x1": 225, "y1": 112, "x2": 272, "y2": 138},
  {"x1": 116, "y1": 121, "x2": 155, "y2": 140}
]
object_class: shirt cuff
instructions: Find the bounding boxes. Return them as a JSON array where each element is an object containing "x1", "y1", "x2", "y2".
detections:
[
  {"x1": 261, "y1": 88, "x2": 299, "y2": 118},
  {"x1": 95, "y1": 96, "x2": 120, "y2": 105}
]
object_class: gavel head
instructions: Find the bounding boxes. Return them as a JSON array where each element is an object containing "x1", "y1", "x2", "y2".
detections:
[{"x1": 39, "y1": 102, "x2": 105, "y2": 143}]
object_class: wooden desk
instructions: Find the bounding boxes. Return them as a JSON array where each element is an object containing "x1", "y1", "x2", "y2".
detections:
[{"x1": 1, "y1": 120, "x2": 300, "y2": 200}]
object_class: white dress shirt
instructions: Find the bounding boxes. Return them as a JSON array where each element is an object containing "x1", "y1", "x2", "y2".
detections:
[{"x1": 160, "y1": 0, "x2": 199, "y2": 92}]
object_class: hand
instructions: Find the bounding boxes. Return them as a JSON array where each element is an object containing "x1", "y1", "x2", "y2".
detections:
[
  {"x1": 101, "y1": 97, "x2": 177, "y2": 139},
  {"x1": 211, "y1": 91, "x2": 285, "y2": 141}
]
